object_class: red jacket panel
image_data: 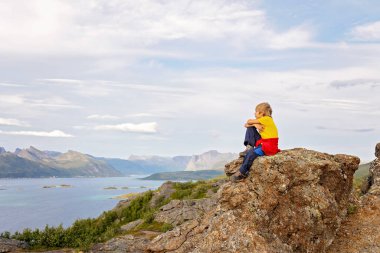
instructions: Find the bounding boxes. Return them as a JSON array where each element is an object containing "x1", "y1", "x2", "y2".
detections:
[{"x1": 255, "y1": 138, "x2": 280, "y2": 156}]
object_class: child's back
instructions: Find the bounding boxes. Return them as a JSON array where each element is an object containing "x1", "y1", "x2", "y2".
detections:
[
  {"x1": 255, "y1": 114, "x2": 279, "y2": 156},
  {"x1": 232, "y1": 102, "x2": 279, "y2": 182}
]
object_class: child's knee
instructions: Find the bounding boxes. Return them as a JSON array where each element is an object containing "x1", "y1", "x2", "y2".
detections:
[{"x1": 246, "y1": 149, "x2": 258, "y2": 160}]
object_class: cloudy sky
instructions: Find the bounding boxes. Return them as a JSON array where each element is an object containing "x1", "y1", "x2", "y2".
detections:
[{"x1": 0, "y1": 0, "x2": 379, "y2": 162}]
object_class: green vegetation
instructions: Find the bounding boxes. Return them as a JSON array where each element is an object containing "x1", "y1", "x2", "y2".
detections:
[
  {"x1": 354, "y1": 163, "x2": 370, "y2": 179},
  {"x1": 1, "y1": 190, "x2": 155, "y2": 250},
  {"x1": 171, "y1": 180, "x2": 215, "y2": 200},
  {"x1": 0, "y1": 179, "x2": 221, "y2": 251},
  {"x1": 132, "y1": 220, "x2": 173, "y2": 233},
  {"x1": 353, "y1": 176, "x2": 365, "y2": 195},
  {"x1": 347, "y1": 203, "x2": 358, "y2": 215},
  {"x1": 353, "y1": 163, "x2": 371, "y2": 196}
]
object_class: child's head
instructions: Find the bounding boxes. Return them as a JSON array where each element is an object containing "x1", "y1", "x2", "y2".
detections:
[{"x1": 255, "y1": 102, "x2": 272, "y2": 118}]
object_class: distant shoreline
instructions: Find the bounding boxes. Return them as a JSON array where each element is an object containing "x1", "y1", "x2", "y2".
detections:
[{"x1": 141, "y1": 170, "x2": 224, "y2": 181}]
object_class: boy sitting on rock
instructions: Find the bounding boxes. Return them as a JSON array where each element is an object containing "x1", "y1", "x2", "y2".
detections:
[{"x1": 232, "y1": 102, "x2": 280, "y2": 182}]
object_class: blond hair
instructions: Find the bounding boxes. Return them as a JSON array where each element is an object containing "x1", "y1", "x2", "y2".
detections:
[{"x1": 256, "y1": 102, "x2": 272, "y2": 116}]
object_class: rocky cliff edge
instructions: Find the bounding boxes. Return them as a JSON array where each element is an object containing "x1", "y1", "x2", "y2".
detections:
[{"x1": 146, "y1": 148, "x2": 359, "y2": 253}]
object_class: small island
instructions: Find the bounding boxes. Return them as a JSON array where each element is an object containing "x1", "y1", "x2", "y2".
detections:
[
  {"x1": 103, "y1": 186, "x2": 118, "y2": 190},
  {"x1": 43, "y1": 184, "x2": 72, "y2": 188}
]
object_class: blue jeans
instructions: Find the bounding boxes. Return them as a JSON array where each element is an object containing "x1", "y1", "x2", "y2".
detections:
[
  {"x1": 240, "y1": 127, "x2": 265, "y2": 176},
  {"x1": 244, "y1": 126, "x2": 262, "y2": 147}
]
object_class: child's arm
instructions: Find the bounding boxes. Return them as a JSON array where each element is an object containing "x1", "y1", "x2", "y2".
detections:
[
  {"x1": 246, "y1": 118, "x2": 261, "y2": 125},
  {"x1": 245, "y1": 120, "x2": 264, "y2": 132}
]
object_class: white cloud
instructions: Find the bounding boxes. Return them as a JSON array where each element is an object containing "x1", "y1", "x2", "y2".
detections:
[
  {"x1": 39, "y1": 79, "x2": 83, "y2": 85},
  {"x1": 39, "y1": 79, "x2": 113, "y2": 97},
  {"x1": 350, "y1": 21, "x2": 380, "y2": 41},
  {"x1": 126, "y1": 113, "x2": 155, "y2": 118},
  {"x1": 330, "y1": 79, "x2": 380, "y2": 89},
  {"x1": 136, "y1": 135, "x2": 168, "y2": 141},
  {"x1": 0, "y1": 95, "x2": 24, "y2": 104},
  {"x1": 0, "y1": 117, "x2": 30, "y2": 127},
  {"x1": 119, "y1": 83, "x2": 195, "y2": 95},
  {"x1": 0, "y1": 0, "x2": 314, "y2": 56},
  {"x1": 0, "y1": 93, "x2": 80, "y2": 110},
  {"x1": 0, "y1": 130, "x2": 73, "y2": 137},
  {"x1": 267, "y1": 26, "x2": 313, "y2": 49},
  {"x1": 87, "y1": 114, "x2": 120, "y2": 120},
  {"x1": 0, "y1": 82, "x2": 26, "y2": 87},
  {"x1": 94, "y1": 122, "x2": 158, "y2": 133}
]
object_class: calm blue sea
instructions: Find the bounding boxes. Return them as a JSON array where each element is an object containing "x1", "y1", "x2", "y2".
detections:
[{"x1": 0, "y1": 176, "x2": 166, "y2": 233}]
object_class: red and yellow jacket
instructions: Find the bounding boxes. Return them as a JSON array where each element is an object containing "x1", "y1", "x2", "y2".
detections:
[{"x1": 256, "y1": 116, "x2": 280, "y2": 156}]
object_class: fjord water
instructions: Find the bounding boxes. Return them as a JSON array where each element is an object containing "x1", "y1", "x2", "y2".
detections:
[{"x1": 0, "y1": 176, "x2": 165, "y2": 233}]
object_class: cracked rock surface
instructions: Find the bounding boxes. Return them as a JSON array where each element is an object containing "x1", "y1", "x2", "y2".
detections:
[{"x1": 147, "y1": 148, "x2": 359, "y2": 253}]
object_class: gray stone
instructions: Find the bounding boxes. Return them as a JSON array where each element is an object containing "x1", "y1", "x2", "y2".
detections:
[
  {"x1": 368, "y1": 158, "x2": 380, "y2": 196},
  {"x1": 90, "y1": 234, "x2": 149, "y2": 253},
  {"x1": 120, "y1": 219, "x2": 144, "y2": 232},
  {"x1": 155, "y1": 198, "x2": 217, "y2": 226}
]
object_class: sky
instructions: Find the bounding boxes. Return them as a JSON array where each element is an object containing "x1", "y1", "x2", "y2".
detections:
[{"x1": 0, "y1": 0, "x2": 379, "y2": 162}]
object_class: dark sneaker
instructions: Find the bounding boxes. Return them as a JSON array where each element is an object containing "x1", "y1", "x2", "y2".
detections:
[
  {"x1": 231, "y1": 172, "x2": 248, "y2": 182},
  {"x1": 239, "y1": 145, "x2": 252, "y2": 157}
]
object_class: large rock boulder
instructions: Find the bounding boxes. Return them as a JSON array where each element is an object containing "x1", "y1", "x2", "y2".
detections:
[{"x1": 147, "y1": 148, "x2": 359, "y2": 253}]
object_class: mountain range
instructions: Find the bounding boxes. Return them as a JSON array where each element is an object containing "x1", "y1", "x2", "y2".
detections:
[
  {"x1": 0, "y1": 146, "x2": 237, "y2": 178},
  {"x1": 0, "y1": 146, "x2": 121, "y2": 178}
]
